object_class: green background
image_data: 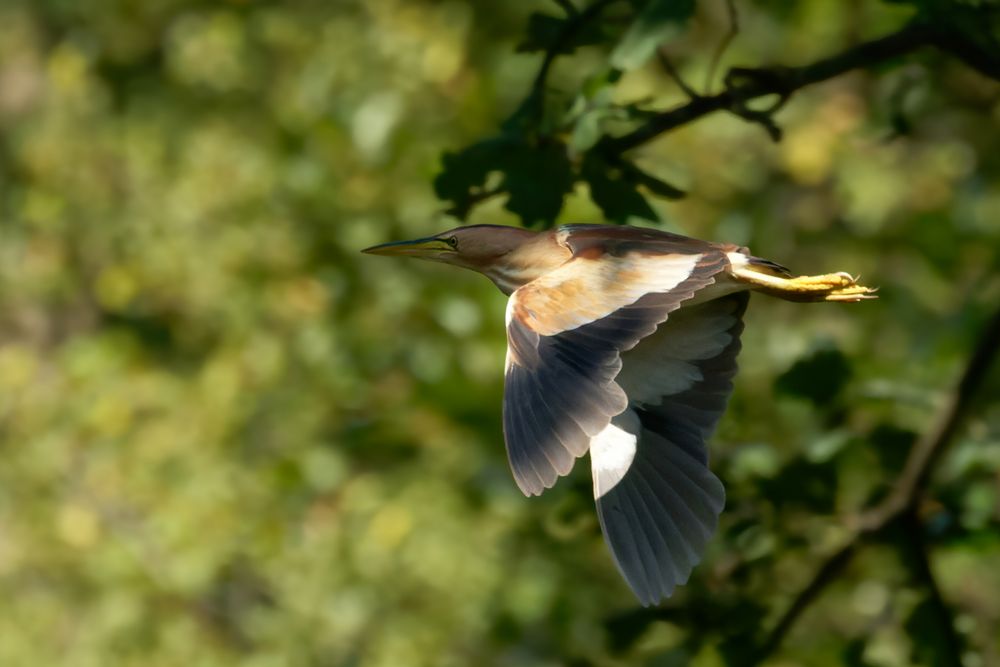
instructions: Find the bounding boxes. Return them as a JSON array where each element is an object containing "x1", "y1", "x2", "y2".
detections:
[{"x1": 0, "y1": 1, "x2": 998, "y2": 665}]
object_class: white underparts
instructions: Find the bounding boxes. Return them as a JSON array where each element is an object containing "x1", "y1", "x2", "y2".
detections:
[
  {"x1": 726, "y1": 251, "x2": 750, "y2": 270},
  {"x1": 590, "y1": 409, "x2": 640, "y2": 498}
]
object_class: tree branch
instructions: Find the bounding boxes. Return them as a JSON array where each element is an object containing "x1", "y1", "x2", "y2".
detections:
[
  {"x1": 899, "y1": 509, "x2": 964, "y2": 667},
  {"x1": 601, "y1": 15, "x2": 1000, "y2": 156},
  {"x1": 859, "y1": 304, "x2": 1000, "y2": 530},
  {"x1": 755, "y1": 303, "x2": 1000, "y2": 660},
  {"x1": 928, "y1": 20, "x2": 1000, "y2": 82},
  {"x1": 757, "y1": 540, "x2": 860, "y2": 658},
  {"x1": 704, "y1": 0, "x2": 740, "y2": 94},
  {"x1": 656, "y1": 50, "x2": 699, "y2": 99}
]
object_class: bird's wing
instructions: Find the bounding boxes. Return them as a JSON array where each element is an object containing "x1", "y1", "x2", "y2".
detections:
[
  {"x1": 503, "y1": 243, "x2": 729, "y2": 496},
  {"x1": 590, "y1": 292, "x2": 747, "y2": 604}
]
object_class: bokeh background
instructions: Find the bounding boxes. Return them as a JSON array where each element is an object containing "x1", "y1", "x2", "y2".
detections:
[{"x1": 0, "y1": 1, "x2": 998, "y2": 666}]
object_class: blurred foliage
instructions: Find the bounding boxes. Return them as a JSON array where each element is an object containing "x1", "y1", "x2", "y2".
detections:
[
  {"x1": 775, "y1": 346, "x2": 852, "y2": 406},
  {"x1": 0, "y1": 1, "x2": 998, "y2": 666}
]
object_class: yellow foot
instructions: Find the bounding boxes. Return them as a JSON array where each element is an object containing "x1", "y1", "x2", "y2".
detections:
[{"x1": 731, "y1": 268, "x2": 878, "y2": 302}]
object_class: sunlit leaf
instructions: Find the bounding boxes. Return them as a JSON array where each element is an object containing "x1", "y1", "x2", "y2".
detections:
[
  {"x1": 570, "y1": 107, "x2": 606, "y2": 152},
  {"x1": 610, "y1": 0, "x2": 696, "y2": 71},
  {"x1": 566, "y1": 70, "x2": 618, "y2": 152}
]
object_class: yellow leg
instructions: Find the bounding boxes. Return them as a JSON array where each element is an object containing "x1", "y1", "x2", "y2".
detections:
[{"x1": 730, "y1": 267, "x2": 878, "y2": 302}]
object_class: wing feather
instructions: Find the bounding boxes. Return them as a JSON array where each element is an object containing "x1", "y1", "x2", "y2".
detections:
[
  {"x1": 590, "y1": 293, "x2": 747, "y2": 604},
  {"x1": 503, "y1": 247, "x2": 729, "y2": 496}
]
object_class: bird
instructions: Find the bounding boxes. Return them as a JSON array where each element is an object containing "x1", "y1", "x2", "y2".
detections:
[{"x1": 362, "y1": 223, "x2": 875, "y2": 605}]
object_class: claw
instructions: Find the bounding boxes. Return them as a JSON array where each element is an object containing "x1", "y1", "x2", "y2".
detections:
[
  {"x1": 824, "y1": 292, "x2": 878, "y2": 302},
  {"x1": 823, "y1": 284, "x2": 879, "y2": 302},
  {"x1": 730, "y1": 264, "x2": 878, "y2": 302}
]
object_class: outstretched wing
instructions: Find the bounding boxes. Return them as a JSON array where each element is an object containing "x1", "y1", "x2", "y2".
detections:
[
  {"x1": 502, "y1": 238, "x2": 730, "y2": 496},
  {"x1": 590, "y1": 292, "x2": 748, "y2": 604}
]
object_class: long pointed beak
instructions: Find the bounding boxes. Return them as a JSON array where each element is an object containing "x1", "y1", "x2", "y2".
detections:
[{"x1": 361, "y1": 236, "x2": 454, "y2": 257}]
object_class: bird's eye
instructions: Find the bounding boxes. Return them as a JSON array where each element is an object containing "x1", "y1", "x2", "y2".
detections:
[{"x1": 445, "y1": 236, "x2": 459, "y2": 249}]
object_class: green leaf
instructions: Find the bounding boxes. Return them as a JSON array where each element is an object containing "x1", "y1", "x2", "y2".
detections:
[
  {"x1": 905, "y1": 597, "x2": 964, "y2": 667},
  {"x1": 516, "y1": 12, "x2": 606, "y2": 55},
  {"x1": 758, "y1": 456, "x2": 838, "y2": 513},
  {"x1": 570, "y1": 108, "x2": 607, "y2": 153},
  {"x1": 566, "y1": 70, "x2": 618, "y2": 152},
  {"x1": 869, "y1": 423, "x2": 917, "y2": 474},
  {"x1": 433, "y1": 135, "x2": 573, "y2": 226},
  {"x1": 581, "y1": 153, "x2": 658, "y2": 222},
  {"x1": 775, "y1": 346, "x2": 852, "y2": 405},
  {"x1": 604, "y1": 607, "x2": 662, "y2": 653},
  {"x1": 620, "y1": 161, "x2": 686, "y2": 199},
  {"x1": 610, "y1": 0, "x2": 696, "y2": 71},
  {"x1": 499, "y1": 140, "x2": 574, "y2": 227},
  {"x1": 433, "y1": 137, "x2": 517, "y2": 219},
  {"x1": 842, "y1": 639, "x2": 877, "y2": 667}
]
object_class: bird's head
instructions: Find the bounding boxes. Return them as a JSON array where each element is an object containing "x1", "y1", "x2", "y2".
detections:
[{"x1": 362, "y1": 224, "x2": 541, "y2": 282}]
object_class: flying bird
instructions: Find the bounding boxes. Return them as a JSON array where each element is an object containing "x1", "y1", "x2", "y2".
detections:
[{"x1": 363, "y1": 223, "x2": 875, "y2": 605}]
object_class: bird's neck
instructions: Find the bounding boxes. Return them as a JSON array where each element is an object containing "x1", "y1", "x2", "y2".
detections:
[{"x1": 483, "y1": 231, "x2": 572, "y2": 295}]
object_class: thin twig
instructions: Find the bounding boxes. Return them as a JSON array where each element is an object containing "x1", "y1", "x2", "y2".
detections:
[
  {"x1": 899, "y1": 510, "x2": 964, "y2": 667},
  {"x1": 444, "y1": 187, "x2": 504, "y2": 219},
  {"x1": 756, "y1": 303, "x2": 1000, "y2": 660},
  {"x1": 704, "y1": 0, "x2": 740, "y2": 93},
  {"x1": 758, "y1": 540, "x2": 860, "y2": 657},
  {"x1": 657, "y1": 51, "x2": 700, "y2": 99},
  {"x1": 528, "y1": 0, "x2": 622, "y2": 122}
]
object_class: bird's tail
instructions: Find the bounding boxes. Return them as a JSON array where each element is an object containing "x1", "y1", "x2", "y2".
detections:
[{"x1": 746, "y1": 255, "x2": 791, "y2": 277}]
